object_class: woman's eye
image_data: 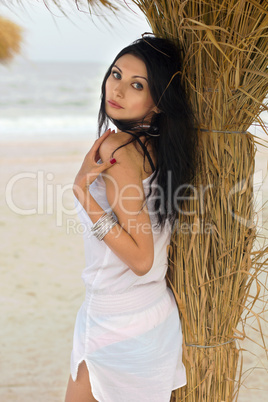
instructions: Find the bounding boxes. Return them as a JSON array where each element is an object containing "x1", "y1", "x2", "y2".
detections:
[
  {"x1": 132, "y1": 82, "x2": 143, "y2": 90},
  {"x1": 112, "y1": 71, "x2": 121, "y2": 79}
]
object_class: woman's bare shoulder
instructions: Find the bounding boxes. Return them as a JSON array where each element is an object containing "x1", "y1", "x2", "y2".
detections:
[
  {"x1": 99, "y1": 130, "x2": 156, "y2": 182},
  {"x1": 99, "y1": 131, "x2": 131, "y2": 156},
  {"x1": 99, "y1": 131, "x2": 136, "y2": 164}
]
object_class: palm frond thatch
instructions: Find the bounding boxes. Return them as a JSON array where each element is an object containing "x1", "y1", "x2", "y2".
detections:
[
  {"x1": 8, "y1": 0, "x2": 119, "y2": 14},
  {"x1": 0, "y1": 16, "x2": 23, "y2": 62}
]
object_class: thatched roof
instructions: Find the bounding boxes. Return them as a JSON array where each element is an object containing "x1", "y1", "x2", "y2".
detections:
[{"x1": 0, "y1": 16, "x2": 22, "y2": 62}]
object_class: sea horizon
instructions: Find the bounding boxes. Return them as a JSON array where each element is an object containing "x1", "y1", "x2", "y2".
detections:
[
  {"x1": 0, "y1": 59, "x2": 267, "y2": 143},
  {"x1": 0, "y1": 59, "x2": 108, "y2": 142}
]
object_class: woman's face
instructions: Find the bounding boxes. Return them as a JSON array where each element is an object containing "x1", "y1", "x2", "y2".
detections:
[{"x1": 105, "y1": 54, "x2": 157, "y2": 123}]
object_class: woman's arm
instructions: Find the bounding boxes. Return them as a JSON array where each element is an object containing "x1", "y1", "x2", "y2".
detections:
[{"x1": 73, "y1": 131, "x2": 154, "y2": 276}]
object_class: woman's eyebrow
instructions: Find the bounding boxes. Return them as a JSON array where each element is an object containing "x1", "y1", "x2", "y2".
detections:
[{"x1": 113, "y1": 64, "x2": 148, "y2": 82}]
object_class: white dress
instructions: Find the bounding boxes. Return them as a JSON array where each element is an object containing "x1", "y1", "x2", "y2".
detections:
[{"x1": 70, "y1": 172, "x2": 186, "y2": 402}]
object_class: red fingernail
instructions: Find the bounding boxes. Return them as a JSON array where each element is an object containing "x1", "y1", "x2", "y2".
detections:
[{"x1": 110, "y1": 158, "x2": 116, "y2": 164}]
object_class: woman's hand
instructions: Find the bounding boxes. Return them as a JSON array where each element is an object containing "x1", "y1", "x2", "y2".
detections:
[{"x1": 73, "y1": 129, "x2": 117, "y2": 198}]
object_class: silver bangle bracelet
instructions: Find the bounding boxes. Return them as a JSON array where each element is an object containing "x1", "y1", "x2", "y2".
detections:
[
  {"x1": 92, "y1": 212, "x2": 108, "y2": 230},
  {"x1": 91, "y1": 212, "x2": 117, "y2": 241}
]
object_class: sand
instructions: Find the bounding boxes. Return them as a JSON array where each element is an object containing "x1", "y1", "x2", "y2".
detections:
[{"x1": 0, "y1": 136, "x2": 267, "y2": 401}]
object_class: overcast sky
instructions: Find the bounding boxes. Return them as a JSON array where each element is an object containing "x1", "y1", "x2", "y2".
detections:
[{"x1": 0, "y1": 1, "x2": 151, "y2": 62}]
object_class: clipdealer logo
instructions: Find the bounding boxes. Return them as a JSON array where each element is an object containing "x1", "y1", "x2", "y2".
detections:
[{"x1": 4, "y1": 169, "x2": 265, "y2": 234}]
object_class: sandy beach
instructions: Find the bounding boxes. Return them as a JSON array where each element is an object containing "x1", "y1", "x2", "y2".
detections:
[{"x1": 0, "y1": 136, "x2": 267, "y2": 401}]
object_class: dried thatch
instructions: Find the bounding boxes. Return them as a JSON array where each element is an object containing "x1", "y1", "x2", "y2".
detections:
[
  {"x1": 8, "y1": 0, "x2": 119, "y2": 15},
  {"x1": 0, "y1": 16, "x2": 22, "y2": 62}
]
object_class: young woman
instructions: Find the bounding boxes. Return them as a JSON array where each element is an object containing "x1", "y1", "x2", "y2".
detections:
[{"x1": 65, "y1": 35, "x2": 197, "y2": 402}]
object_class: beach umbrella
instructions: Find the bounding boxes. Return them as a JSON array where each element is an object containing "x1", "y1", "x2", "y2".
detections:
[
  {"x1": 0, "y1": 16, "x2": 22, "y2": 62},
  {"x1": 8, "y1": 1, "x2": 268, "y2": 400}
]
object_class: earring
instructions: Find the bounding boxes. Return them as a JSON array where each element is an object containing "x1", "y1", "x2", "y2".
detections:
[
  {"x1": 146, "y1": 125, "x2": 160, "y2": 137},
  {"x1": 133, "y1": 123, "x2": 160, "y2": 137}
]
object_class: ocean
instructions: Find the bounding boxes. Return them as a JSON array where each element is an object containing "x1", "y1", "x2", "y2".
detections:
[
  {"x1": 0, "y1": 60, "x2": 108, "y2": 142},
  {"x1": 0, "y1": 59, "x2": 267, "y2": 142}
]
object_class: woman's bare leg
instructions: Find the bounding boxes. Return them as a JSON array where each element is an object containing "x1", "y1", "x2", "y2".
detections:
[{"x1": 65, "y1": 361, "x2": 98, "y2": 402}]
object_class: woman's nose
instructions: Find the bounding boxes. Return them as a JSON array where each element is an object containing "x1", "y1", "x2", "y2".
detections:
[{"x1": 113, "y1": 82, "x2": 124, "y2": 98}]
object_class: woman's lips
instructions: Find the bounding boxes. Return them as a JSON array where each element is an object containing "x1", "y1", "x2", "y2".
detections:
[{"x1": 107, "y1": 100, "x2": 123, "y2": 109}]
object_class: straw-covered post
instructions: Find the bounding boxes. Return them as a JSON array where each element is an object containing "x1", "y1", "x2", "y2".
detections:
[{"x1": 167, "y1": 129, "x2": 259, "y2": 401}]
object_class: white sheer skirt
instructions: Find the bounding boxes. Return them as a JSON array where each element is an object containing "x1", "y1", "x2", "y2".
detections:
[{"x1": 70, "y1": 282, "x2": 186, "y2": 402}]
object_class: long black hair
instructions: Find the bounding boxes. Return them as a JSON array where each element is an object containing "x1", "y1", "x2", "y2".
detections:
[{"x1": 98, "y1": 35, "x2": 198, "y2": 229}]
